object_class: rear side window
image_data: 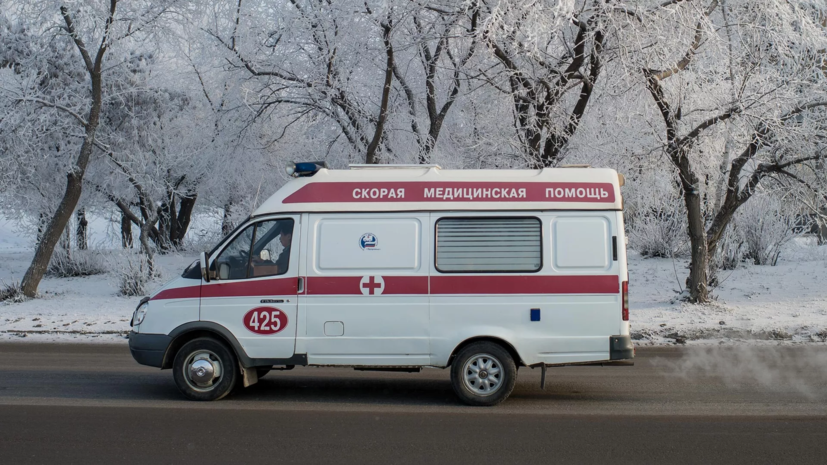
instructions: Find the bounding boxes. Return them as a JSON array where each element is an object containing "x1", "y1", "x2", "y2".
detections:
[{"x1": 435, "y1": 217, "x2": 542, "y2": 273}]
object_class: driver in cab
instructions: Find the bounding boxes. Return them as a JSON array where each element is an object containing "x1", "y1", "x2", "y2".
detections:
[{"x1": 250, "y1": 223, "x2": 292, "y2": 277}]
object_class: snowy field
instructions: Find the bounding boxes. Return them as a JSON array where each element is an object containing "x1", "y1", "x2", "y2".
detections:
[
  {"x1": 0, "y1": 249, "x2": 193, "y2": 343},
  {"x1": 1, "y1": 215, "x2": 826, "y2": 345},
  {"x1": 629, "y1": 241, "x2": 827, "y2": 345}
]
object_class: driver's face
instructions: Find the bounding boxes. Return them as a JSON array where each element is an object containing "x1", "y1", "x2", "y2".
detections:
[{"x1": 280, "y1": 232, "x2": 292, "y2": 247}]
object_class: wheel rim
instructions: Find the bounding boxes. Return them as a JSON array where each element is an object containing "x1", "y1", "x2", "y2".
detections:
[
  {"x1": 462, "y1": 353, "x2": 504, "y2": 396},
  {"x1": 183, "y1": 349, "x2": 223, "y2": 392}
]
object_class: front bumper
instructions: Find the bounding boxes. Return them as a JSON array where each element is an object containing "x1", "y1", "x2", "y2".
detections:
[{"x1": 128, "y1": 331, "x2": 172, "y2": 368}]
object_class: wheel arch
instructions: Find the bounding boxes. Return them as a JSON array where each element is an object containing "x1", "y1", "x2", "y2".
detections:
[
  {"x1": 163, "y1": 321, "x2": 308, "y2": 369},
  {"x1": 447, "y1": 336, "x2": 524, "y2": 368},
  {"x1": 163, "y1": 322, "x2": 247, "y2": 369}
]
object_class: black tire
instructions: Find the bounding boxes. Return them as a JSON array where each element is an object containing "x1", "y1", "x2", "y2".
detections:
[
  {"x1": 256, "y1": 367, "x2": 272, "y2": 379},
  {"x1": 172, "y1": 337, "x2": 238, "y2": 401},
  {"x1": 450, "y1": 342, "x2": 517, "y2": 406}
]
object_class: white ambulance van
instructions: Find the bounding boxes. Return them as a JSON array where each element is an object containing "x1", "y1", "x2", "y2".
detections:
[{"x1": 129, "y1": 163, "x2": 633, "y2": 406}]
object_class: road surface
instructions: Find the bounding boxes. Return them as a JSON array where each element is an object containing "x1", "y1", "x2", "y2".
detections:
[{"x1": 0, "y1": 342, "x2": 825, "y2": 464}]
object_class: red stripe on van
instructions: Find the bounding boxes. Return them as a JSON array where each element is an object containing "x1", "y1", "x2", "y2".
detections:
[
  {"x1": 430, "y1": 275, "x2": 619, "y2": 295},
  {"x1": 201, "y1": 277, "x2": 298, "y2": 298},
  {"x1": 305, "y1": 276, "x2": 429, "y2": 295},
  {"x1": 283, "y1": 182, "x2": 616, "y2": 203},
  {"x1": 153, "y1": 275, "x2": 618, "y2": 299},
  {"x1": 151, "y1": 286, "x2": 201, "y2": 301}
]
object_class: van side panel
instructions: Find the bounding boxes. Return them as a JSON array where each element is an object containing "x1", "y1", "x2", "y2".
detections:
[
  {"x1": 429, "y1": 211, "x2": 622, "y2": 367},
  {"x1": 302, "y1": 213, "x2": 431, "y2": 366}
]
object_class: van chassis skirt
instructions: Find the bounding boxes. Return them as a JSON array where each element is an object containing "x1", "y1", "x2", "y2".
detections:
[{"x1": 529, "y1": 335, "x2": 635, "y2": 389}]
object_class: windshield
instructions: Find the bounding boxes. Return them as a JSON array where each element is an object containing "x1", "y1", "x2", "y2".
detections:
[{"x1": 208, "y1": 216, "x2": 251, "y2": 257}]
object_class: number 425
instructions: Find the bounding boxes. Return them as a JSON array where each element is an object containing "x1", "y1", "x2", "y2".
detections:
[{"x1": 250, "y1": 310, "x2": 281, "y2": 331}]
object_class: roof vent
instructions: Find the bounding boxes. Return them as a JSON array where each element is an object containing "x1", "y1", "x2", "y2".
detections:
[{"x1": 349, "y1": 164, "x2": 441, "y2": 170}]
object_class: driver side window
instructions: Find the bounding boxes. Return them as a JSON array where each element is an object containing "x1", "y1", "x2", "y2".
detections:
[
  {"x1": 214, "y1": 225, "x2": 254, "y2": 280},
  {"x1": 213, "y1": 219, "x2": 294, "y2": 280}
]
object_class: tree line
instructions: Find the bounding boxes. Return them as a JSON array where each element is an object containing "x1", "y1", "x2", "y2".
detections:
[{"x1": 1, "y1": 0, "x2": 825, "y2": 302}]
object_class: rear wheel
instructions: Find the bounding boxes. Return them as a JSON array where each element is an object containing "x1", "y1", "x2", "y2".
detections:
[
  {"x1": 173, "y1": 338, "x2": 238, "y2": 401},
  {"x1": 450, "y1": 342, "x2": 517, "y2": 406}
]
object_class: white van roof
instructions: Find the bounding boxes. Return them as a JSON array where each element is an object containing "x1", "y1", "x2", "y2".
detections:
[{"x1": 253, "y1": 166, "x2": 623, "y2": 215}]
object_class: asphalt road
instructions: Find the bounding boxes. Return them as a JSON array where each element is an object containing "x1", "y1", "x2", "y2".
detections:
[{"x1": 1, "y1": 343, "x2": 826, "y2": 464}]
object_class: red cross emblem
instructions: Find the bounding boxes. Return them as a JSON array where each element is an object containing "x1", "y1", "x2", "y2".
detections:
[{"x1": 360, "y1": 275, "x2": 385, "y2": 295}]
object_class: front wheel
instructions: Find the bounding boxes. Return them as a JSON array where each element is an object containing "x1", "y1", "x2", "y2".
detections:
[
  {"x1": 173, "y1": 338, "x2": 239, "y2": 401},
  {"x1": 450, "y1": 342, "x2": 517, "y2": 406}
]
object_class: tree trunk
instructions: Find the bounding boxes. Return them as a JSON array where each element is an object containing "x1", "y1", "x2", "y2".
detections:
[
  {"x1": 365, "y1": 20, "x2": 394, "y2": 165},
  {"x1": 121, "y1": 212, "x2": 133, "y2": 248},
  {"x1": 19, "y1": 3, "x2": 115, "y2": 297},
  {"x1": 139, "y1": 222, "x2": 154, "y2": 278},
  {"x1": 138, "y1": 200, "x2": 168, "y2": 252},
  {"x1": 158, "y1": 204, "x2": 169, "y2": 244},
  {"x1": 679, "y1": 155, "x2": 710, "y2": 303},
  {"x1": 112, "y1": 198, "x2": 161, "y2": 247},
  {"x1": 21, "y1": 144, "x2": 95, "y2": 297},
  {"x1": 60, "y1": 219, "x2": 72, "y2": 259},
  {"x1": 173, "y1": 193, "x2": 197, "y2": 247},
  {"x1": 36, "y1": 212, "x2": 47, "y2": 245},
  {"x1": 137, "y1": 190, "x2": 158, "y2": 279},
  {"x1": 76, "y1": 208, "x2": 88, "y2": 250},
  {"x1": 168, "y1": 198, "x2": 178, "y2": 248},
  {"x1": 222, "y1": 203, "x2": 234, "y2": 236}
]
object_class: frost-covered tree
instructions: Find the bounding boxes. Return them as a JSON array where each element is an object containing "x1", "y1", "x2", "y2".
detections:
[
  {"x1": 0, "y1": 13, "x2": 87, "y2": 241},
  {"x1": 479, "y1": 0, "x2": 607, "y2": 167},
  {"x1": 617, "y1": 0, "x2": 827, "y2": 302},
  {"x1": 2, "y1": 0, "x2": 826, "y2": 307},
  {"x1": 0, "y1": 0, "x2": 182, "y2": 296}
]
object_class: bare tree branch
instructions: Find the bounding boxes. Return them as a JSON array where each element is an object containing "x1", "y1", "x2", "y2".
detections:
[
  {"x1": 365, "y1": 17, "x2": 394, "y2": 164},
  {"x1": 60, "y1": 6, "x2": 94, "y2": 73},
  {"x1": 651, "y1": 0, "x2": 719, "y2": 81},
  {"x1": 13, "y1": 97, "x2": 88, "y2": 127}
]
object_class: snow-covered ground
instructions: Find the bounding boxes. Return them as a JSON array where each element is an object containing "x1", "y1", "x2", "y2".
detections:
[
  {"x1": 629, "y1": 240, "x2": 827, "y2": 345},
  {"x1": 0, "y1": 248, "x2": 193, "y2": 342},
  {"x1": 1, "y1": 229, "x2": 826, "y2": 344}
]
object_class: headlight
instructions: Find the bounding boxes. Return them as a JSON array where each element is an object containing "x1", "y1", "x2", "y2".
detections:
[{"x1": 132, "y1": 302, "x2": 148, "y2": 326}]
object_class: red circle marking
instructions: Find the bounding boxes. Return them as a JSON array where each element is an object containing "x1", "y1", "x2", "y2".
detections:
[{"x1": 243, "y1": 307, "x2": 288, "y2": 335}]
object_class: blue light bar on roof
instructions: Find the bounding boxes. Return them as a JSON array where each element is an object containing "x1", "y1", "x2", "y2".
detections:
[{"x1": 286, "y1": 161, "x2": 328, "y2": 177}]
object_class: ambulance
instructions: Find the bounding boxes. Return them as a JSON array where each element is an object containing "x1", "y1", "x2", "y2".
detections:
[{"x1": 128, "y1": 163, "x2": 633, "y2": 406}]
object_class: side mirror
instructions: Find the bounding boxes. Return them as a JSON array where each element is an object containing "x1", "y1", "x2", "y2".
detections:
[{"x1": 199, "y1": 252, "x2": 210, "y2": 283}]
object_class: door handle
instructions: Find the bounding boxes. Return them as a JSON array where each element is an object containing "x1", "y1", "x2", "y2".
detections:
[{"x1": 297, "y1": 277, "x2": 305, "y2": 294}]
